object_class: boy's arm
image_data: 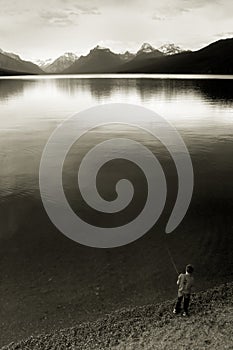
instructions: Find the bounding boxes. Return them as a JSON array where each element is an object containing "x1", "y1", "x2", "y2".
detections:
[{"x1": 177, "y1": 274, "x2": 181, "y2": 285}]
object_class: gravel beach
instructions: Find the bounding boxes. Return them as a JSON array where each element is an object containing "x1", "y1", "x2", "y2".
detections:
[{"x1": 2, "y1": 282, "x2": 232, "y2": 350}]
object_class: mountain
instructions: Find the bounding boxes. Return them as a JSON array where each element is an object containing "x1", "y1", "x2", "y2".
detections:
[
  {"x1": 40, "y1": 53, "x2": 78, "y2": 73},
  {"x1": 63, "y1": 46, "x2": 123, "y2": 74},
  {"x1": 35, "y1": 58, "x2": 54, "y2": 71},
  {"x1": 159, "y1": 43, "x2": 186, "y2": 55},
  {"x1": 63, "y1": 43, "x2": 165, "y2": 74},
  {"x1": 115, "y1": 43, "x2": 164, "y2": 72},
  {"x1": 118, "y1": 50, "x2": 135, "y2": 62},
  {"x1": 2, "y1": 38, "x2": 231, "y2": 76},
  {"x1": 0, "y1": 50, "x2": 43, "y2": 75},
  {"x1": 119, "y1": 38, "x2": 233, "y2": 74},
  {"x1": 135, "y1": 43, "x2": 164, "y2": 60},
  {"x1": 0, "y1": 48, "x2": 22, "y2": 61}
]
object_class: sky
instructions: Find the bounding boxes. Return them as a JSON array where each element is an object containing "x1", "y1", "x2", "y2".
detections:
[{"x1": 0, "y1": 0, "x2": 232, "y2": 61}]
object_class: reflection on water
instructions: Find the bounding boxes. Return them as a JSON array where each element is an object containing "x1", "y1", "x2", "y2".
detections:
[
  {"x1": 2, "y1": 75, "x2": 233, "y2": 104},
  {"x1": 54, "y1": 76, "x2": 233, "y2": 104},
  {"x1": 0, "y1": 79, "x2": 33, "y2": 101},
  {"x1": 1, "y1": 75, "x2": 233, "y2": 131},
  {"x1": 0, "y1": 74, "x2": 233, "y2": 238}
]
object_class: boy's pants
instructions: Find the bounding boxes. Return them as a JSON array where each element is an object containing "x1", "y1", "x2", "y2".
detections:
[{"x1": 175, "y1": 294, "x2": 190, "y2": 313}]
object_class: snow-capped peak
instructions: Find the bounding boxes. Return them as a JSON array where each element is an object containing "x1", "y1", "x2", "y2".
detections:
[
  {"x1": 159, "y1": 44, "x2": 184, "y2": 55},
  {"x1": 93, "y1": 45, "x2": 109, "y2": 51},
  {"x1": 35, "y1": 58, "x2": 53, "y2": 68},
  {"x1": 0, "y1": 48, "x2": 22, "y2": 61},
  {"x1": 137, "y1": 43, "x2": 155, "y2": 54},
  {"x1": 63, "y1": 52, "x2": 78, "y2": 59}
]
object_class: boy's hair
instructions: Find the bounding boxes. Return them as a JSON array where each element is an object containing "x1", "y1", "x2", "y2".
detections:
[{"x1": 186, "y1": 264, "x2": 194, "y2": 274}]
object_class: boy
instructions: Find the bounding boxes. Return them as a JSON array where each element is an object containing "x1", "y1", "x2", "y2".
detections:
[{"x1": 173, "y1": 264, "x2": 194, "y2": 316}]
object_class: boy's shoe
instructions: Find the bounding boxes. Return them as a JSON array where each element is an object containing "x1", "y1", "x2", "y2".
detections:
[
  {"x1": 182, "y1": 312, "x2": 188, "y2": 316},
  {"x1": 173, "y1": 309, "x2": 177, "y2": 314}
]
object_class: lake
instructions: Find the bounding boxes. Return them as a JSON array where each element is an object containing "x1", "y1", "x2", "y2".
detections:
[{"x1": 0, "y1": 74, "x2": 233, "y2": 346}]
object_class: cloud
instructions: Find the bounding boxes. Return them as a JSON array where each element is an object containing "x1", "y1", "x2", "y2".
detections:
[
  {"x1": 152, "y1": 0, "x2": 221, "y2": 20},
  {"x1": 214, "y1": 31, "x2": 233, "y2": 38},
  {"x1": 40, "y1": 9, "x2": 79, "y2": 26},
  {"x1": 39, "y1": 2, "x2": 101, "y2": 26},
  {"x1": 73, "y1": 4, "x2": 101, "y2": 15},
  {"x1": 152, "y1": 7, "x2": 189, "y2": 21},
  {"x1": 152, "y1": 14, "x2": 165, "y2": 21}
]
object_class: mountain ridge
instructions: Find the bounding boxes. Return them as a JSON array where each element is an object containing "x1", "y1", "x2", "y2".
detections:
[
  {"x1": 0, "y1": 50, "x2": 43, "y2": 75},
  {"x1": 0, "y1": 51, "x2": 43, "y2": 75},
  {"x1": 63, "y1": 46, "x2": 123, "y2": 74},
  {"x1": 40, "y1": 52, "x2": 78, "y2": 73},
  {"x1": 1, "y1": 38, "x2": 232, "y2": 75},
  {"x1": 118, "y1": 38, "x2": 233, "y2": 74},
  {"x1": 35, "y1": 43, "x2": 186, "y2": 74}
]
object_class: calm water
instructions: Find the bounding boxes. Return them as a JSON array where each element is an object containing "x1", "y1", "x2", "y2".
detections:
[
  {"x1": 0, "y1": 74, "x2": 233, "y2": 239},
  {"x1": 0, "y1": 74, "x2": 233, "y2": 346}
]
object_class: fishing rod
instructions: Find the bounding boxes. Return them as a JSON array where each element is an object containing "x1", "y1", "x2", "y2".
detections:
[{"x1": 165, "y1": 242, "x2": 179, "y2": 275}]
